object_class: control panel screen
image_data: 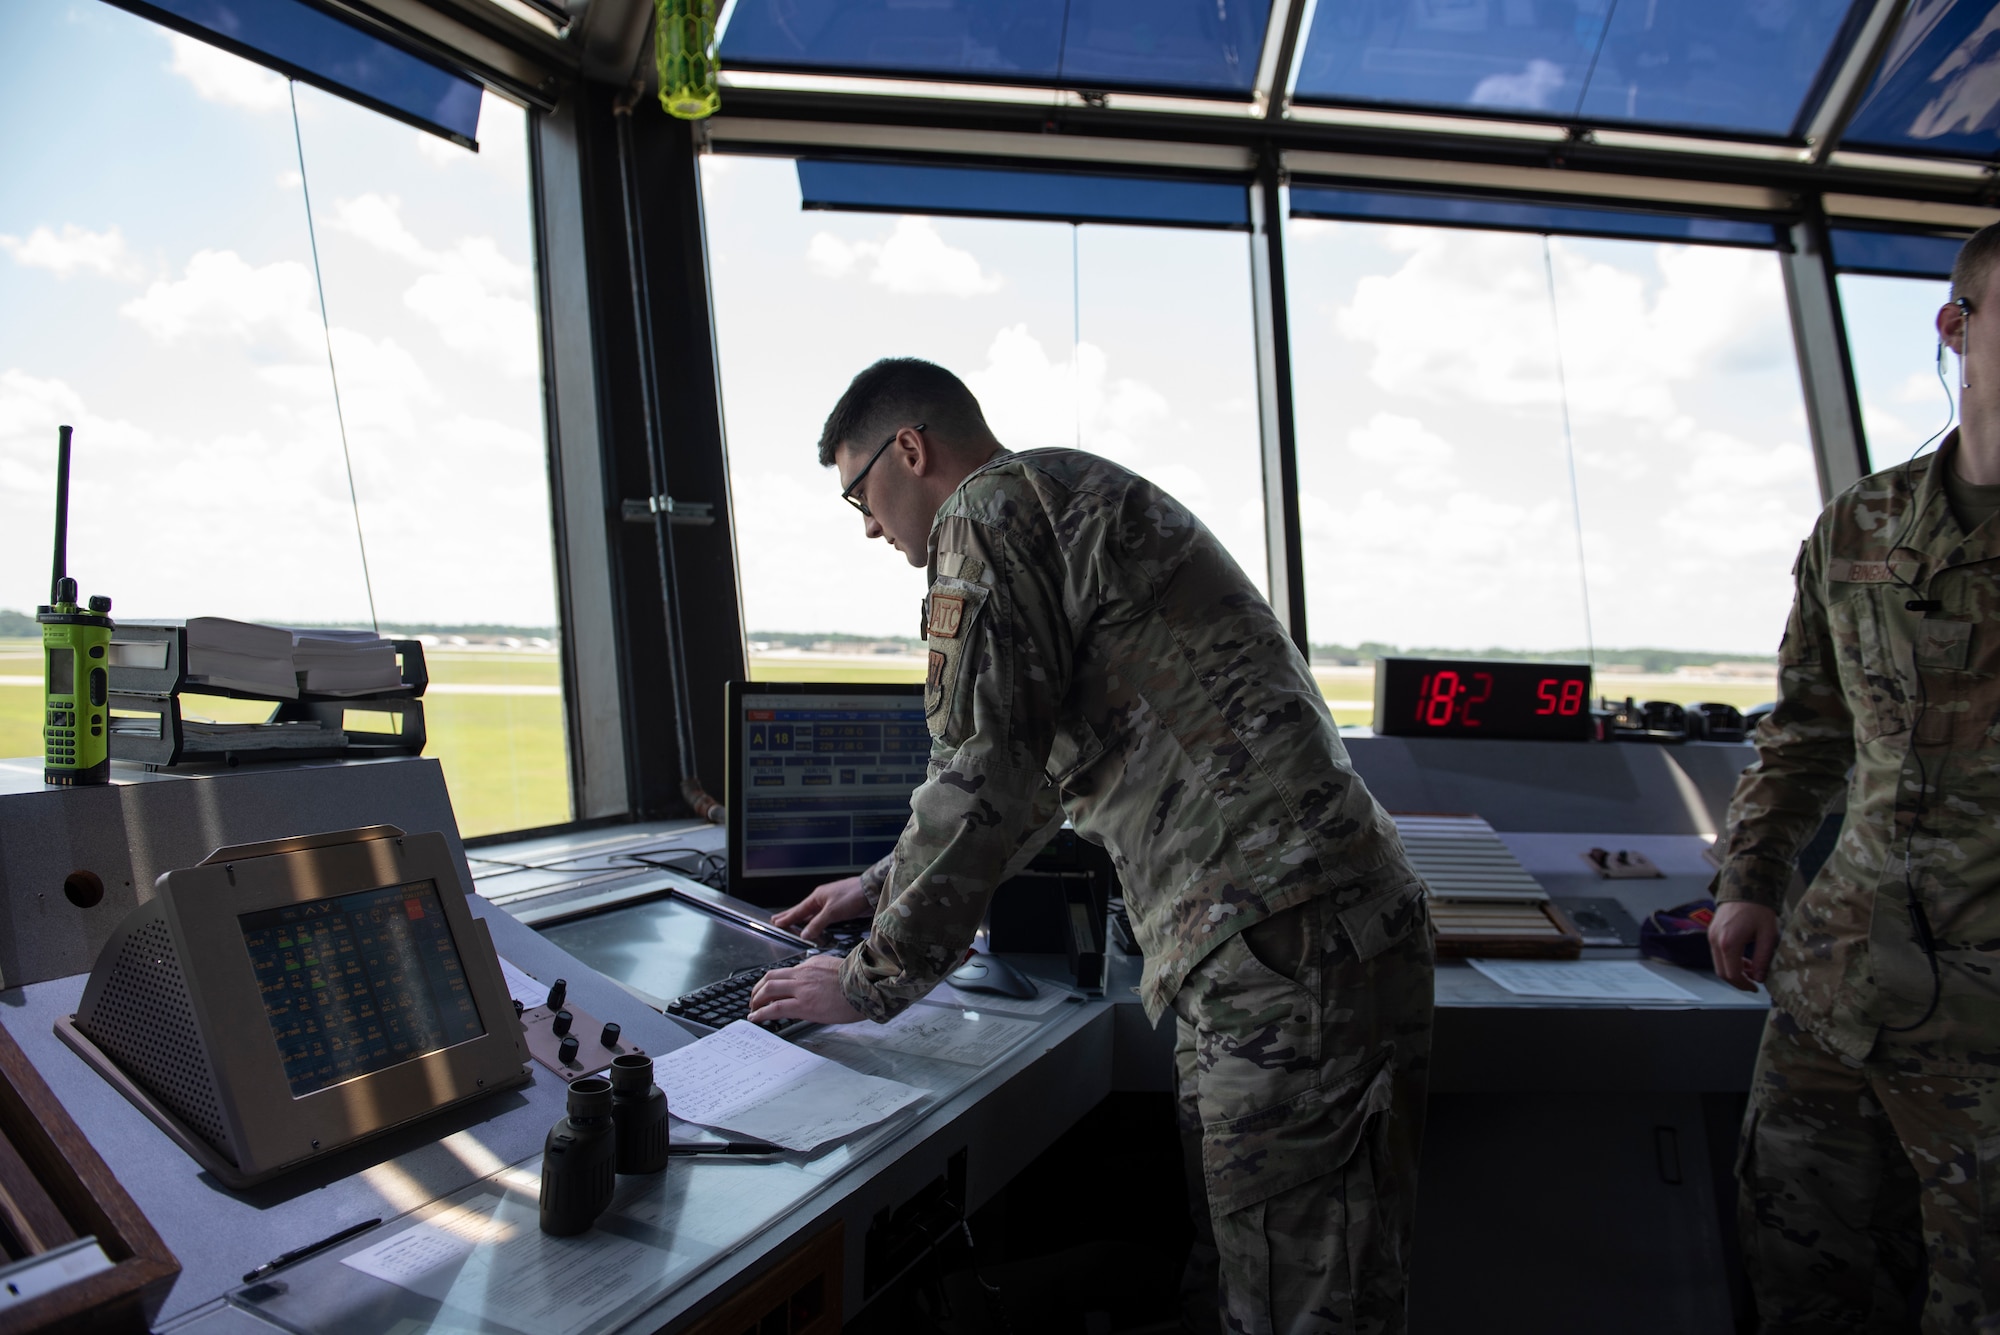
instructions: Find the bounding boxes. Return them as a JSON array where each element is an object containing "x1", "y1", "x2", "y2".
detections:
[
  {"x1": 240, "y1": 879, "x2": 486, "y2": 1098},
  {"x1": 1374, "y1": 657, "x2": 1593, "y2": 741},
  {"x1": 47, "y1": 646, "x2": 72, "y2": 695},
  {"x1": 738, "y1": 690, "x2": 928, "y2": 879}
]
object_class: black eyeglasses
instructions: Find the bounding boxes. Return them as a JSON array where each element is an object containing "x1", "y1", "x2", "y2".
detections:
[{"x1": 840, "y1": 423, "x2": 924, "y2": 517}]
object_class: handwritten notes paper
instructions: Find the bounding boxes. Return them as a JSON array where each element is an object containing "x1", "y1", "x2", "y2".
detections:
[{"x1": 656, "y1": 1021, "x2": 926, "y2": 1152}]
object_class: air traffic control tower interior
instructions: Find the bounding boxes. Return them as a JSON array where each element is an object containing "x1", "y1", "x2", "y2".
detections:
[{"x1": 0, "y1": 1, "x2": 1990, "y2": 1331}]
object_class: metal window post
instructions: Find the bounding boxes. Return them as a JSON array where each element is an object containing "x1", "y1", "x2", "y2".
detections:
[
  {"x1": 1781, "y1": 205, "x2": 1872, "y2": 502},
  {"x1": 1248, "y1": 156, "x2": 1310, "y2": 653}
]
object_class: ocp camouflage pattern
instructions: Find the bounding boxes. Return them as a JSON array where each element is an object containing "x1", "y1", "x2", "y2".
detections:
[
  {"x1": 838, "y1": 447, "x2": 1423, "y2": 1025},
  {"x1": 1715, "y1": 433, "x2": 2000, "y2": 1073},
  {"x1": 1739, "y1": 1008, "x2": 2000, "y2": 1330},
  {"x1": 1173, "y1": 882, "x2": 1433, "y2": 1333}
]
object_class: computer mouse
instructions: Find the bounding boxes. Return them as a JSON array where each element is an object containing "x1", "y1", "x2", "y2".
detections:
[{"x1": 946, "y1": 954, "x2": 1038, "y2": 1000}]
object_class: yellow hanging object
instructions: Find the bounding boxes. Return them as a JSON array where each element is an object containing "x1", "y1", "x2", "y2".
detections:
[{"x1": 655, "y1": 0, "x2": 720, "y2": 120}]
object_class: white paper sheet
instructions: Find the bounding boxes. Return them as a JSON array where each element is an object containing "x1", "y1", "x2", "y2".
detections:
[
  {"x1": 656, "y1": 1021, "x2": 926, "y2": 1152},
  {"x1": 826, "y1": 1006, "x2": 1040, "y2": 1066},
  {"x1": 497, "y1": 955, "x2": 550, "y2": 1011},
  {"x1": 342, "y1": 1193, "x2": 683, "y2": 1335},
  {"x1": 1467, "y1": 959, "x2": 1700, "y2": 1002},
  {"x1": 919, "y1": 977, "x2": 1071, "y2": 1016}
]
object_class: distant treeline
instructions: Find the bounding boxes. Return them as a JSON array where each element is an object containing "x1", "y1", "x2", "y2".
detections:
[{"x1": 1310, "y1": 643, "x2": 1774, "y2": 672}]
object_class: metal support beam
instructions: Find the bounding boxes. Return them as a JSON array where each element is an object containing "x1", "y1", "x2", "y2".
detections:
[
  {"x1": 527, "y1": 86, "x2": 747, "y2": 826},
  {"x1": 1781, "y1": 207, "x2": 1872, "y2": 502},
  {"x1": 1248, "y1": 158, "x2": 1309, "y2": 653},
  {"x1": 1251, "y1": 0, "x2": 1314, "y2": 120},
  {"x1": 530, "y1": 98, "x2": 630, "y2": 822}
]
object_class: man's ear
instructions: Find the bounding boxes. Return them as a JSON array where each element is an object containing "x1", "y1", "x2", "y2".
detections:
[
  {"x1": 1940, "y1": 301, "x2": 1967, "y2": 353},
  {"x1": 896, "y1": 425, "x2": 933, "y2": 477}
]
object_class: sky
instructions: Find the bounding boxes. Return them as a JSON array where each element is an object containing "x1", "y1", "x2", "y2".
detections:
[
  {"x1": 0, "y1": 4, "x2": 1962, "y2": 658},
  {"x1": 0, "y1": 4, "x2": 553, "y2": 628}
]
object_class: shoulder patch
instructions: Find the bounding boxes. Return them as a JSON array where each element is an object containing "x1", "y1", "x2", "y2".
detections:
[{"x1": 928, "y1": 594, "x2": 966, "y2": 638}]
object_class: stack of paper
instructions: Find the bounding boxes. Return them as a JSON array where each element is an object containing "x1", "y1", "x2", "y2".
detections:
[
  {"x1": 184, "y1": 618, "x2": 299, "y2": 698},
  {"x1": 181, "y1": 619, "x2": 402, "y2": 699},
  {"x1": 657, "y1": 1021, "x2": 926, "y2": 1152},
  {"x1": 291, "y1": 629, "x2": 402, "y2": 695}
]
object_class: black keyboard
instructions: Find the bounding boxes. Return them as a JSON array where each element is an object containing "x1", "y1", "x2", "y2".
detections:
[{"x1": 665, "y1": 952, "x2": 814, "y2": 1037}]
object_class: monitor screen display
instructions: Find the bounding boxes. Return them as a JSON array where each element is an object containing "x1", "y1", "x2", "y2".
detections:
[
  {"x1": 241, "y1": 879, "x2": 486, "y2": 1098},
  {"x1": 738, "y1": 688, "x2": 927, "y2": 880}
]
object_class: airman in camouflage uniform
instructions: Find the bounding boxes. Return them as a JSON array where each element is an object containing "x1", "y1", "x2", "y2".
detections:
[
  {"x1": 1714, "y1": 427, "x2": 2000, "y2": 1328},
  {"x1": 755, "y1": 359, "x2": 1434, "y2": 1334}
]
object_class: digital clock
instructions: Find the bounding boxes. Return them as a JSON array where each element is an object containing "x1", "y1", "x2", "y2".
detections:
[{"x1": 1372, "y1": 657, "x2": 1593, "y2": 741}]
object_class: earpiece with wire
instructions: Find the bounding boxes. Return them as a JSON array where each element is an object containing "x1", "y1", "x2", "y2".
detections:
[{"x1": 1874, "y1": 292, "x2": 1969, "y2": 1034}]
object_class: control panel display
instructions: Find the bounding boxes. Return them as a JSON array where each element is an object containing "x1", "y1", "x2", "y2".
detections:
[
  {"x1": 1373, "y1": 657, "x2": 1592, "y2": 741},
  {"x1": 739, "y1": 691, "x2": 929, "y2": 878},
  {"x1": 241, "y1": 879, "x2": 485, "y2": 1098}
]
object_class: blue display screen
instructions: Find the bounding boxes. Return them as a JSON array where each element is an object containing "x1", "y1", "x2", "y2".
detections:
[{"x1": 740, "y1": 693, "x2": 928, "y2": 878}]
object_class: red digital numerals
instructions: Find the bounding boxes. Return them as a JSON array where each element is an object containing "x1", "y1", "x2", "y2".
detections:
[
  {"x1": 1534, "y1": 677, "x2": 1586, "y2": 717},
  {"x1": 1414, "y1": 670, "x2": 1494, "y2": 728}
]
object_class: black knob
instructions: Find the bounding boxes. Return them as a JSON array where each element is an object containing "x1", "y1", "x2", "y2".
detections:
[
  {"x1": 87, "y1": 595, "x2": 110, "y2": 614},
  {"x1": 558, "y1": 1034, "x2": 580, "y2": 1065},
  {"x1": 599, "y1": 1022, "x2": 621, "y2": 1049},
  {"x1": 546, "y1": 979, "x2": 567, "y2": 1011},
  {"x1": 552, "y1": 1010, "x2": 572, "y2": 1037}
]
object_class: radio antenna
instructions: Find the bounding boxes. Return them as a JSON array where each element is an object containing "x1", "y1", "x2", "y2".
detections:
[{"x1": 51, "y1": 424, "x2": 72, "y2": 604}]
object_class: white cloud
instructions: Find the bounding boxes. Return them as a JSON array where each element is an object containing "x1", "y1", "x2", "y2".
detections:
[
  {"x1": 121, "y1": 250, "x2": 321, "y2": 349},
  {"x1": 1470, "y1": 58, "x2": 1566, "y2": 111},
  {"x1": 166, "y1": 34, "x2": 288, "y2": 113},
  {"x1": 807, "y1": 218, "x2": 1004, "y2": 298},
  {"x1": 327, "y1": 194, "x2": 538, "y2": 376},
  {"x1": 0, "y1": 225, "x2": 144, "y2": 281},
  {"x1": 966, "y1": 325, "x2": 1173, "y2": 466},
  {"x1": 1335, "y1": 231, "x2": 1788, "y2": 424},
  {"x1": 1347, "y1": 411, "x2": 1456, "y2": 486}
]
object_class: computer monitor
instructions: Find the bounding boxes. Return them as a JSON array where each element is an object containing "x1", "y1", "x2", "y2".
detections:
[
  {"x1": 724, "y1": 681, "x2": 927, "y2": 909},
  {"x1": 57, "y1": 826, "x2": 528, "y2": 1188}
]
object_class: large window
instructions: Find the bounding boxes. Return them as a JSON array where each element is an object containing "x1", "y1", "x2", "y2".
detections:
[
  {"x1": 1839, "y1": 274, "x2": 1955, "y2": 470},
  {"x1": 0, "y1": 7, "x2": 566, "y2": 837},
  {"x1": 1286, "y1": 220, "x2": 1818, "y2": 721},
  {"x1": 702, "y1": 155, "x2": 1264, "y2": 682}
]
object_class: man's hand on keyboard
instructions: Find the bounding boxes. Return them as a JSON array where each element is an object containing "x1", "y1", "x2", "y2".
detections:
[
  {"x1": 747, "y1": 953, "x2": 865, "y2": 1026},
  {"x1": 771, "y1": 876, "x2": 871, "y2": 943}
]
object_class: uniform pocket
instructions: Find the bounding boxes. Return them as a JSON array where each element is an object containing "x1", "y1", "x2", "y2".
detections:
[
  {"x1": 1201, "y1": 1053, "x2": 1394, "y2": 1217},
  {"x1": 1827, "y1": 589, "x2": 1910, "y2": 742},
  {"x1": 1336, "y1": 879, "x2": 1427, "y2": 963},
  {"x1": 1978, "y1": 1133, "x2": 2000, "y2": 1233}
]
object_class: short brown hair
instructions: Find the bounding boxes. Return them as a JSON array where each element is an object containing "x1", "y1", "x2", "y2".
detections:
[
  {"x1": 1952, "y1": 222, "x2": 2000, "y2": 306},
  {"x1": 816, "y1": 358, "x2": 990, "y2": 467}
]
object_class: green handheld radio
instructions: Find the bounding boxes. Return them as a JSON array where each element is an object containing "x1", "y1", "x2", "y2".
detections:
[{"x1": 37, "y1": 425, "x2": 113, "y2": 786}]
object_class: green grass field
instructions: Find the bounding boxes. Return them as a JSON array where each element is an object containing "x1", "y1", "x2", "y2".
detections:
[
  {"x1": 0, "y1": 641, "x2": 569, "y2": 839},
  {"x1": 1, "y1": 641, "x2": 1781, "y2": 839}
]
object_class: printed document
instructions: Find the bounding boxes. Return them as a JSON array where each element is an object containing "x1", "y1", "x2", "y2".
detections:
[
  {"x1": 1467, "y1": 959, "x2": 1700, "y2": 1002},
  {"x1": 827, "y1": 1005, "x2": 1039, "y2": 1066},
  {"x1": 657, "y1": 1021, "x2": 926, "y2": 1152},
  {"x1": 341, "y1": 1191, "x2": 686, "y2": 1335}
]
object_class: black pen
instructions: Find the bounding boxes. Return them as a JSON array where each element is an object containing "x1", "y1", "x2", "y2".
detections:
[
  {"x1": 667, "y1": 1142, "x2": 781, "y2": 1157},
  {"x1": 242, "y1": 1217, "x2": 382, "y2": 1283}
]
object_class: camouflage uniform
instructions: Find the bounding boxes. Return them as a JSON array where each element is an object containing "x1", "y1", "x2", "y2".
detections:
[
  {"x1": 838, "y1": 448, "x2": 1435, "y2": 1333},
  {"x1": 1716, "y1": 435, "x2": 2000, "y2": 1330}
]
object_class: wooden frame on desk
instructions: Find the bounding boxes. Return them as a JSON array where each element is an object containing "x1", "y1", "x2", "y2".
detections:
[{"x1": 0, "y1": 1022, "x2": 178, "y2": 1334}]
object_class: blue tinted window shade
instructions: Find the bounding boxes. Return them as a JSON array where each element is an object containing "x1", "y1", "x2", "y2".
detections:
[
  {"x1": 722, "y1": 0, "x2": 1270, "y2": 93},
  {"x1": 1289, "y1": 186, "x2": 1781, "y2": 248},
  {"x1": 1843, "y1": 0, "x2": 2000, "y2": 159},
  {"x1": 797, "y1": 161, "x2": 1250, "y2": 229},
  {"x1": 108, "y1": 0, "x2": 483, "y2": 147},
  {"x1": 1828, "y1": 228, "x2": 1965, "y2": 279},
  {"x1": 1293, "y1": 0, "x2": 1863, "y2": 138}
]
